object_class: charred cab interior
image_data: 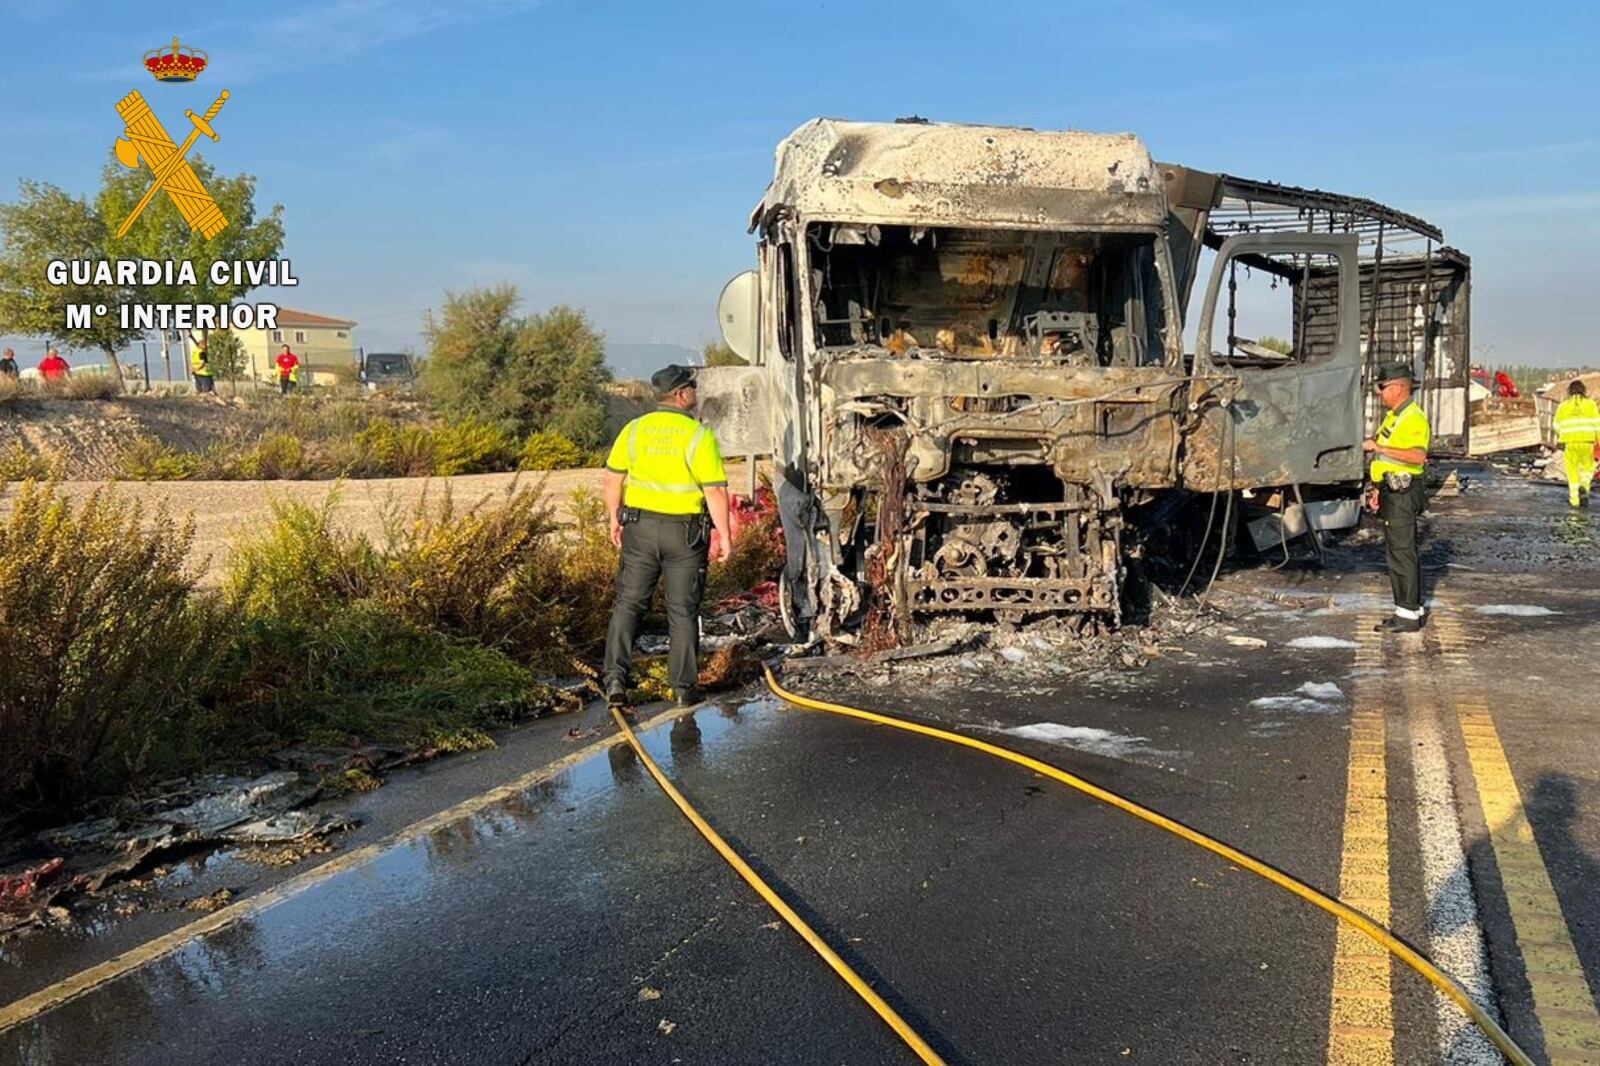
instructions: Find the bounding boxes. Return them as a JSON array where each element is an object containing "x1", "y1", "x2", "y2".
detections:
[{"x1": 808, "y1": 224, "x2": 1171, "y2": 367}]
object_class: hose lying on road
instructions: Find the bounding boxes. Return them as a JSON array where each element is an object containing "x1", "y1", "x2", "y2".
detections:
[
  {"x1": 609, "y1": 708, "x2": 947, "y2": 1065},
  {"x1": 761, "y1": 667, "x2": 1534, "y2": 1066}
]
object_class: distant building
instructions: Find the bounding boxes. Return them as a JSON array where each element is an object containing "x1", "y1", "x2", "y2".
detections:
[{"x1": 236, "y1": 307, "x2": 358, "y2": 382}]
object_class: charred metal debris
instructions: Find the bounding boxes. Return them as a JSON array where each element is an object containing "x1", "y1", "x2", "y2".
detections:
[{"x1": 699, "y1": 119, "x2": 1471, "y2": 647}]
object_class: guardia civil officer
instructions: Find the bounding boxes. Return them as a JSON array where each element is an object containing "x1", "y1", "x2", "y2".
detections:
[
  {"x1": 602, "y1": 365, "x2": 733, "y2": 710},
  {"x1": 1362, "y1": 361, "x2": 1431, "y2": 633}
]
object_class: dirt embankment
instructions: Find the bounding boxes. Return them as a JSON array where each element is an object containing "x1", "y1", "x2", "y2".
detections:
[{"x1": 0, "y1": 396, "x2": 309, "y2": 479}]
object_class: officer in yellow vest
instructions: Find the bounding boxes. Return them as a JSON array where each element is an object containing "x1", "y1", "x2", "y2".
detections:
[
  {"x1": 190, "y1": 337, "x2": 215, "y2": 394},
  {"x1": 1552, "y1": 379, "x2": 1599, "y2": 507},
  {"x1": 602, "y1": 365, "x2": 733, "y2": 710},
  {"x1": 1363, "y1": 361, "x2": 1431, "y2": 633}
]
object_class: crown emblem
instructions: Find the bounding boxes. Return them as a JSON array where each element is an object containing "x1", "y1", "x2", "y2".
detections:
[{"x1": 143, "y1": 36, "x2": 208, "y2": 82}]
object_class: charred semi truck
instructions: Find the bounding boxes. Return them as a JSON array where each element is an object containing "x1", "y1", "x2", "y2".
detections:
[{"x1": 700, "y1": 119, "x2": 1470, "y2": 644}]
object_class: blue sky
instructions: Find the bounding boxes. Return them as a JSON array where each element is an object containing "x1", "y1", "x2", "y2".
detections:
[{"x1": 1, "y1": 0, "x2": 1597, "y2": 368}]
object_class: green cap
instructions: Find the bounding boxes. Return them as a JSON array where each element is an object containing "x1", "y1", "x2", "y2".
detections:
[{"x1": 651, "y1": 364, "x2": 696, "y2": 395}]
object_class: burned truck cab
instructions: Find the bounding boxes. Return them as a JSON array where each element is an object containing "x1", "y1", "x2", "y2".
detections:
[
  {"x1": 703, "y1": 118, "x2": 1469, "y2": 643},
  {"x1": 711, "y1": 119, "x2": 1190, "y2": 641}
]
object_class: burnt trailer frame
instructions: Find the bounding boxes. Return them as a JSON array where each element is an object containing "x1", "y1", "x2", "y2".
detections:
[
  {"x1": 701, "y1": 120, "x2": 1467, "y2": 642},
  {"x1": 1183, "y1": 171, "x2": 1471, "y2": 456}
]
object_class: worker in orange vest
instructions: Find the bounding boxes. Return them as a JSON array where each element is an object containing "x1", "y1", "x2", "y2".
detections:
[{"x1": 275, "y1": 344, "x2": 300, "y2": 394}]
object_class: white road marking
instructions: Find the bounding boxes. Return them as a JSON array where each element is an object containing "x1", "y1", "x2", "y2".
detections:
[{"x1": 1405, "y1": 672, "x2": 1504, "y2": 1065}]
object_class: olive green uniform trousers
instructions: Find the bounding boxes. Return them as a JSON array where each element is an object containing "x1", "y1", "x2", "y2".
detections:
[
  {"x1": 1378, "y1": 477, "x2": 1426, "y2": 614},
  {"x1": 603, "y1": 512, "x2": 709, "y2": 697}
]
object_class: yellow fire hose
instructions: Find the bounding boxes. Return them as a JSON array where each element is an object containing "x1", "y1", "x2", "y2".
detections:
[
  {"x1": 761, "y1": 667, "x2": 1535, "y2": 1066},
  {"x1": 610, "y1": 708, "x2": 947, "y2": 1065}
]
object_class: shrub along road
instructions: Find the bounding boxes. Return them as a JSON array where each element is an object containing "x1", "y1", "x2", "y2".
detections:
[{"x1": 0, "y1": 463, "x2": 755, "y2": 585}]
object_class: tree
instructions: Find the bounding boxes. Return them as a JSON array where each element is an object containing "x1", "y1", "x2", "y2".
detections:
[
  {"x1": 0, "y1": 181, "x2": 143, "y2": 382},
  {"x1": 99, "y1": 152, "x2": 284, "y2": 377},
  {"x1": 205, "y1": 328, "x2": 248, "y2": 393},
  {"x1": 702, "y1": 340, "x2": 747, "y2": 367},
  {"x1": 421, "y1": 287, "x2": 613, "y2": 448}
]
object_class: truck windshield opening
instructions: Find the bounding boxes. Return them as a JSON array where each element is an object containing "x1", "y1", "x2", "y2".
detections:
[{"x1": 807, "y1": 223, "x2": 1170, "y2": 367}]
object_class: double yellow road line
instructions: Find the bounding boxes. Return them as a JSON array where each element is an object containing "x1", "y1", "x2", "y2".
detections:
[{"x1": 1436, "y1": 615, "x2": 1600, "y2": 1065}]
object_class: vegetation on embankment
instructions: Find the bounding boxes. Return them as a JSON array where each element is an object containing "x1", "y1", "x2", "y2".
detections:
[
  {"x1": 0, "y1": 391, "x2": 604, "y2": 482},
  {"x1": 0, "y1": 479, "x2": 781, "y2": 835}
]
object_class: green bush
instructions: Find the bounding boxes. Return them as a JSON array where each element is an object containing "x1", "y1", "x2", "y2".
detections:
[
  {"x1": 0, "y1": 483, "x2": 226, "y2": 821},
  {"x1": 519, "y1": 430, "x2": 587, "y2": 471},
  {"x1": 374, "y1": 482, "x2": 556, "y2": 639},
  {"x1": 1, "y1": 480, "x2": 637, "y2": 825},
  {"x1": 118, "y1": 437, "x2": 201, "y2": 480},
  {"x1": 225, "y1": 602, "x2": 542, "y2": 752},
  {"x1": 432, "y1": 418, "x2": 518, "y2": 476},
  {"x1": 500, "y1": 488, "x2": 618, "y2": 669},
  {"x1": 241, "y1": 433, "x2": 311, "y2": 479},
  {"x1": 350, "y1": 419, "x2": 436, "y2": 478},
  {"x1": 0, "y1": 442, "x2": 55, "y2": 482},
  {"x1": 225, "y1": 494, "x2": 379, "y2": 623}
]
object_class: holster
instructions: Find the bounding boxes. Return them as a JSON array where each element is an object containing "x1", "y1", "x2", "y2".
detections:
[{"x1": 1382, "y1": 472, "x2": 1414, "y2": 491}]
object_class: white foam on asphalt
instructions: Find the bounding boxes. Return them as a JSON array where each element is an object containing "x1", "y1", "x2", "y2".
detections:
[
  {"x1": 997, "y1": 723, "x2": 1156, "y2": 761},
  {"x1": 1287, "y1": 636, "x2": 1361, "y2": 650},
  {"x1": 1249, "y1": 696, "x2": 1339, "y2": 714},
  {"x1": 1472, "y1": 604, "x2": 1555, "y2": 617},
  {"x1": 1297, "y1": 682, "x2": 1344, "y2": 701},
  {"x1": 1409, "y1": 690, "x2": 1502, "y2": 1064}
]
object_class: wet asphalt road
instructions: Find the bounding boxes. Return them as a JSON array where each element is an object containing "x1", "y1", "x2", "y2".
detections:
[{"x1": 2, "y1": 464, "x2": 1598, "y2": 1065}]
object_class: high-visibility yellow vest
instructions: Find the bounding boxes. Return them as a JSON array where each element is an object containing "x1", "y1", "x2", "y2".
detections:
[
  {"x1": 1371, "y1": 399, "x2": 1430, "y2": 481},
  {"x1": 1553, "y1": 394, "x2": 1600, "y2": 444},
  {"x1": 606, "y1": 407, "x2": 728, "y2": 514},
  {"x1": 190, "y1": 348, "x2": 212, "y2": 377}
]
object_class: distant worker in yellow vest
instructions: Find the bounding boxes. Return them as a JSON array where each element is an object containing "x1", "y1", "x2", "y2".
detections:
[
  {"x1": 1551, "y1": 379, "x2": 1599, "y2": 508},
  {"x1": 190, "y1": 335, "x2": 215, "y2": 394},
  {"x1": 602, "y1": 365, "x2": 733, "y2": 711},
  {"x1": 1363, "y1": 361, "x2": 1431, "y2": 633}
]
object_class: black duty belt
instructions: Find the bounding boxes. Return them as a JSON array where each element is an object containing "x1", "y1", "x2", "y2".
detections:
[{"x1": 622, "y1": 507, "x2": 705, "y2": 523}]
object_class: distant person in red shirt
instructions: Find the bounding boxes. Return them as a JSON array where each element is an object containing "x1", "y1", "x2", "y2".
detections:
[
  {"x1": 38, "y1": 349, "x2": 70, "y2": 382},
  {"x1": 275, "y1": 344, "x2": 300, "y2": 394}
]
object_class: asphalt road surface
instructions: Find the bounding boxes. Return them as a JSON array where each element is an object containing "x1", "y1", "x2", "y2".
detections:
[{"x1": 2, "y1": 464, "x2": 1597, "y2": 1065}]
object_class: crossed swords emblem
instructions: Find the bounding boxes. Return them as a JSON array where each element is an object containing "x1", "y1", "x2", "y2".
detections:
[{"x1": 113, "y1": 88, "x2": 231, "y2": 239}]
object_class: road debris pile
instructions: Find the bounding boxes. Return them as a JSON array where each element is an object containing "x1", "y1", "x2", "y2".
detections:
[{"x1": 0, "y1": 769, "x2": 354, "y2": 938}]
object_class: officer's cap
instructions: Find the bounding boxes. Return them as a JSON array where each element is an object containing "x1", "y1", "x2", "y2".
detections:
[
  {"x1": 651, "y1": 364, "x2": 697, "y2": 395},
  {"x1": 1374, "y1": 361, "x2": 1416, "y2": 386}
]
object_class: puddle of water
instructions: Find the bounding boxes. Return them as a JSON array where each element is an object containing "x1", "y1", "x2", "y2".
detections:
[
  {"x1": 1250, "y1": 696, "x2": 1340, "y2": 714},
  {"x1": 1287, "y1": 636, "x2": 1360, "y2": 650},
  {"x1": 994, "y1": 722, "x2": 1164, "y2": 762}
]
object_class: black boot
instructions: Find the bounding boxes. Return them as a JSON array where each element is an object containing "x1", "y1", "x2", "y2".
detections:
[{"x1": 1374, "y1": 614, "x2": 1423, "y2": 633}]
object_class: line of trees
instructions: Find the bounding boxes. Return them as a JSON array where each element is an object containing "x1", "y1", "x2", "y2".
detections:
[{"x1": 0, "y1": 154, "x2": 284, "y2": 387}]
